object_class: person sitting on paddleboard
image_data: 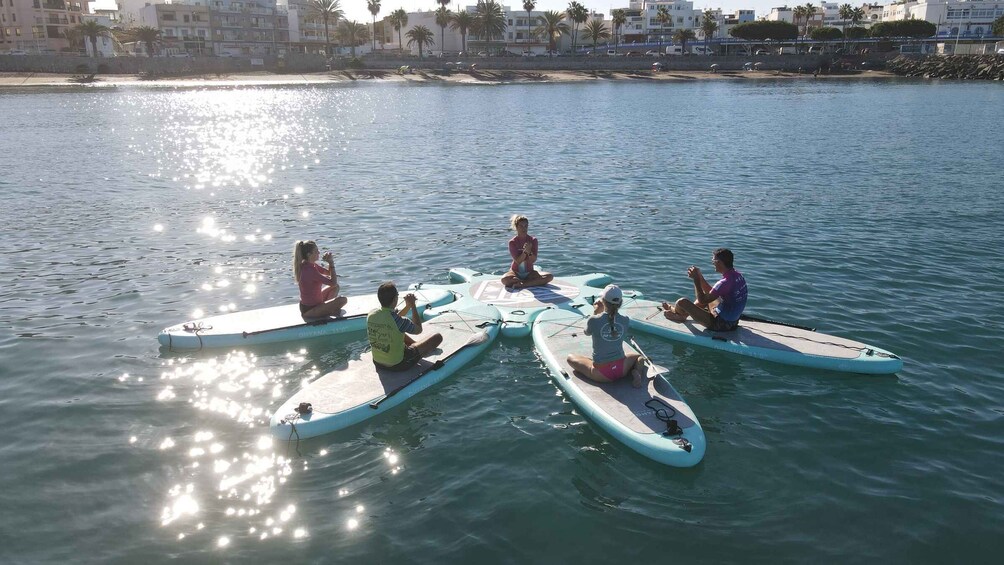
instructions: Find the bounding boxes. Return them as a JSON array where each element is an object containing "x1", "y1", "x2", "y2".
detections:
[
  {"x1": 567, "y1": 285, "x2": 647, "y2": 388},
  {"x1": 293, "y1": 240, "x2": 348, "y2": 318},
  {"x1": 662, "y1": 247, "x2": 748, "y2": 331},
  {"x1": 367, "y1": 282, "x2": 443, "y2": 372},
  {"x1": 500, "y1": 214, "x2": 554, "y2": 290}
]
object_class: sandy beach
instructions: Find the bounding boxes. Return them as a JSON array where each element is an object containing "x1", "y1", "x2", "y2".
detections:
[{"x1": 0, "y1": 68, "x2": 895, "y2": 88}]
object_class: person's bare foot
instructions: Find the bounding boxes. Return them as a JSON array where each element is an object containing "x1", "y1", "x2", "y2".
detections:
[
  {"x1": 662, "y1": 307, "x2": 687, "y2": 323},
  {"x1": 631, "y1": 360, "x2": 647, "y2": 388}
]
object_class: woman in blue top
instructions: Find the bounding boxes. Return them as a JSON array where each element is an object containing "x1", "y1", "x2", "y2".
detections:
[{"x1": 566, "y1": 285, "x2": 647, "y2": 388}]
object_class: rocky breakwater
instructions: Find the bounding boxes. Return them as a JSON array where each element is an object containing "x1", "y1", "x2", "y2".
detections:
[{"x1": 887, "y1": 55, "x2": 1004, "y2": 80}]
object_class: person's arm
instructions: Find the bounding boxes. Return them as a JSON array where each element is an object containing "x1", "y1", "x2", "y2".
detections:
[
  {"x1": 688, "y1": 267, "x2": 714, "y2": 306},
  {"x1": 400, "y1": 293, "x2": 422, "y2": 334}
]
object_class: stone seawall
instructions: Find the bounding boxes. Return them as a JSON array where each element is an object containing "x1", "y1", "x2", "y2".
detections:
[
  {"x1": 0, "y1": 52, "x2": 897, "y2": 76},
  {"x1": 887, "y1": 55, "x2": 1004, "y2": 80}
]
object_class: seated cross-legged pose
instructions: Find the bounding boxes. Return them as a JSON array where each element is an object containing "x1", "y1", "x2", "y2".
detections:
[
  {"x1": 662, "y1": 247, "x2": 748, "y2": 332},
  {"x1": 566, "y1": 285, "x2": 647, "y2": 388},
  {"x1": 500, "y1": 215, "x2": 554, "y2": 290},
  {"x1": 367, "y1": 282, "x2": 443, "y2": 372},
  {"x1": 293, "y1": 239, "x2": 348, "y2": 319}
]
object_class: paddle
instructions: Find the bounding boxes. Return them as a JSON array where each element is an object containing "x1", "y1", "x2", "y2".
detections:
[
  {"x1": 627, "y1": 337, "x2": 670, "y2": 378},
  {"x1": 739, "y1": 314, "x2": 815, "y2": 332},
  {"x1": 369, "y1": 330, "x2": 491, "y2": 410}
]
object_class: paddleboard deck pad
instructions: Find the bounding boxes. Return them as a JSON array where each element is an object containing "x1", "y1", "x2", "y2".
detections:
[
  {"x1": 414, "y1": 268, "x2": 638, "y2": 337},
  {"x1": 532, "y1": 307, "x2": 706, "y2": 468},
  {"x1": 270, "y1": 303, "x2": 501, "y2": 440},
  {"x1": 159, "y1": 288, "x2": 455, "y2": 350},
  {"x1": 619, "y1": 297, "x2": 903, "y2": 375}
]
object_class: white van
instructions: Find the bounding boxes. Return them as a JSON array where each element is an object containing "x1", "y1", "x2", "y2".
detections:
[
  {"x1": 665, "y1": 45, "x2": 684, "y2": 56},
  {"x1": 690, "y1": 45, "x2": 713, "y2": 55}
]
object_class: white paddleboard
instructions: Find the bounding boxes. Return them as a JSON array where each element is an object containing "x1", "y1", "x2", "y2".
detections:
[
  {"x1": 158, "y1": 288, "x2": 455, "y2": 350},
  {"x1": 532, "y1": 307, "x2": 706, "y2": 468},
  {"x1": 271, "y1": 304, "x2": 501, "y2": 440},
  {"x1": 619, "y1": 297, "x2": 903, "y2": 374}
]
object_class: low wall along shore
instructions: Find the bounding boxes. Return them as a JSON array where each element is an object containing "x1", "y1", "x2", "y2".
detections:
[{"x1": 0, "y1": 52, "x2": 898, "y2": 76}]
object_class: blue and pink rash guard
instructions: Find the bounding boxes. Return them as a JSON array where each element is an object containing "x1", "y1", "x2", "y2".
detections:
[
  {"x1": 508, "y1": 235, "x2": 539, "y2": 278},
  {"x1": 710, "y1": 269, "x2": 748, "y2": 322}
]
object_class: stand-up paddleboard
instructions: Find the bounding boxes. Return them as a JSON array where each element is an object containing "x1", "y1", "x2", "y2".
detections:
[
  {"x1": 158, "y1": 288, "x2": 455, "y2": 351},
  {"x1": 618, "y1": 297, "x2": 903, "y2": 375},
  {"x1": 413, "y1": 268, "x2": 638, "y2": 337},
  {"x1": 532, "y1": 308, "x2": 706, "y2": 468},
  {"x1": 270, "y1": 304, "x2": 501, "y2": 440}
]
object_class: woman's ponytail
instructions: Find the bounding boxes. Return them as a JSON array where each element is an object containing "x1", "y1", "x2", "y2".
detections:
[
  {"x1": 293, "y1": 241, "x2": 304, "y2": 283},
  {"x1": 607, "y1": 302, "x2": 619, "y2": 338}
]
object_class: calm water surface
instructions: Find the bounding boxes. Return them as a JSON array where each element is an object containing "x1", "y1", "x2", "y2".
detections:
[{"x1": 1, "y1": 78, "x2": 1002, "y2": 563}]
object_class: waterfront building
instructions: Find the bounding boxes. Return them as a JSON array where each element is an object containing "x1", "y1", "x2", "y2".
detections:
[
  {"x1": 138, "y1": 2, "x2": 211, "y2": 55},
  {"x1": 699, "y1": 8, "x2": 755, "y2": 41},
  {"x1": 861, "y1": 3, "x2": 884, "y2": 25},
  {"x1": 1, "y1": 0, "x2": 93, "y2": 54},
  {"x1": 881, "y1": 0, "x2": 1004, "y2": 38},
  {"x1": 281, "y1": 0, "x2": 341, "y2": 55}
]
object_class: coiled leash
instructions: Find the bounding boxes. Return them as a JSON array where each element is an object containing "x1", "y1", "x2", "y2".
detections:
[
  {"x1": 169, "y1": 321, "x2": 213, "y2": 351},
  {"x1": 645, "y1": 398, "x2": 692, "y2": 453}
]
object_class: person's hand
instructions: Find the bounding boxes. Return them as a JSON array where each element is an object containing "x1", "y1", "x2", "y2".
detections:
[
  {"x1": 687, "y1": 266, "x2": 702, "y2": 280},
  {"x1": 593, "y1": 300, "x2": 605, "y2": 314},
  {"x1": 522, "y1": 242, "x2": 532, "y2": 254},
  {"x1": 322, "y1": 251, "x2": 333, "y2": 262},
  {"x1": 403, "y1": 293, "x2": 417, "y2": 307}
]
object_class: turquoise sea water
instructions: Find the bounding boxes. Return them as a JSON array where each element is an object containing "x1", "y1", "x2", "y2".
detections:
[{"x1": 1, "y1": 78, "x2": 1002, "y2": 563}]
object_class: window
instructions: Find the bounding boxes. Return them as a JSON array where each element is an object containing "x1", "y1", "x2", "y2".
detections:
[
  {"x1": 184, "y1": 15, "x2": 190, "y2": 22},
  {"x1": 162, "y1": 12, "x2": 176, "y2": 21}
]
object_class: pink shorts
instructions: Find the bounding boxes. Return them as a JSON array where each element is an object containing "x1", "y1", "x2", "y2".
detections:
[{"x1": 594, "y1": 358, "x2": 626, "y2": 381}]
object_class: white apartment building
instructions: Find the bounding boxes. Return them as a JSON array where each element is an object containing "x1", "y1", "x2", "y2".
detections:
[
  {"x1": 700, "y1": 8, "x2": 755, "y2": 40},
  {"x1": 1, "y1": 0, "x2": 92, "y2": 54},
  {"x1": 882, "y1": 0, "x2": 1003, "y2": 37},
  {"x1": 80, "y1": 11, "x2": 116, "y2": 56}
]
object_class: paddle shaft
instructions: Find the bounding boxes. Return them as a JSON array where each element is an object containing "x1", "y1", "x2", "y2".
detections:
[
  {"x1": 739, "y1": 314, "x2": 815, "y2": 332},
  {"x1": 369, "y1": 331, "x2": 488, "y2": 409}
]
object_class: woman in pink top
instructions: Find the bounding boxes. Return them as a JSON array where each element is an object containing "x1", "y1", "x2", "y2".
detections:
[
  {"x1": 500, "y1": 215, "x2": 554, "y2": 289},
  {"x1": 292, "y1": 240, "x2": 348, "y2": 318}
]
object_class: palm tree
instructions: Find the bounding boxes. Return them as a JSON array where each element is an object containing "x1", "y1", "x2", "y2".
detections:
[
  {"x1": 389, "y1": 8, "x2": 408, "y2": 52},
  {"x1": 611, "y1": 9, "x2": 626, "y2": 51},
  {"x1": 850, "y1": 7, "x2": 864, "y2": 28},
  {"x1": 474, "y1": 0, "x2": 506, "y2": 56},
  {"x1": 132, "y1": 26, "x2": 160, "y2": 57},
  {"x1": 700, "y1": 11, "x2": 718, "y2": 51},
  {"x1": 337, "y1": 20, "x2": 369, "y2": 57},
  {"x1": 61, "y1": 26, "x2": 84, "y2": 54},
  {"x1": 367, "y1": 0, "x2": 381, "y2": 51},
  {"x1": 582, "y1": 19, "x2": 609, "y2": 52},
  {"x1": 566, "y1": 1, "x2": 587, "y2": 55},
  {"x1": 534, "y1": 11, "x2": 568, "y2": 56},
  {"x1": 804, "y1": 3, "x2": 817, "y2": 38},
  {"x1": 450, "y1": 10, "x2": 474, "y2": 53},
  {"x1": 406, "y1": 24, "x2": 435, "y2": 58},
  {"x1": 793, "y1": 5, "x2": 807, "y2": 38},
  {"x1": 435, "y1": 6, "x2": 451, "y2": 55},
  {"x1": 523, "y1": 0, "x2": 536, "y2": 53},
  {"x1": 655, "y1": 5, "x2": 671, "y2": 49},
  {"x1": 673, "y1": 28, "x2": 697, "y2": 54},
  {"x1": 838, "y1": 3, "x2": 852, "y2": 38},
  {"x1": 310, "y1": 0, "x2": 343, "y2": 56},
  {"x1": 76, "y1": 20, "x2": 110, "y2": 58}
]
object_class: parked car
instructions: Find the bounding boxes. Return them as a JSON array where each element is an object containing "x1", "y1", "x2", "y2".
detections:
[
  {"x1": 522, "y1": 50, "x2": 537, "y2": 57},
  {"x1": 625, "y1": 51, "x2": 643, "y2": 57},
  {"x1": 607, "y1": 49, "x2": 620, "y2": 56},
  {"x1": 754, "y1": 49, "x2": 769, "y2": 55},
  {"x1": 7, "y1": 49, "x2": 29, "y2": 56},
  {"x1": 644, "y1": 50, "x2": 661, "y2": 57},
  {"x1": 544, "y1": 50, "x2": 562, "y2": 57}
]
